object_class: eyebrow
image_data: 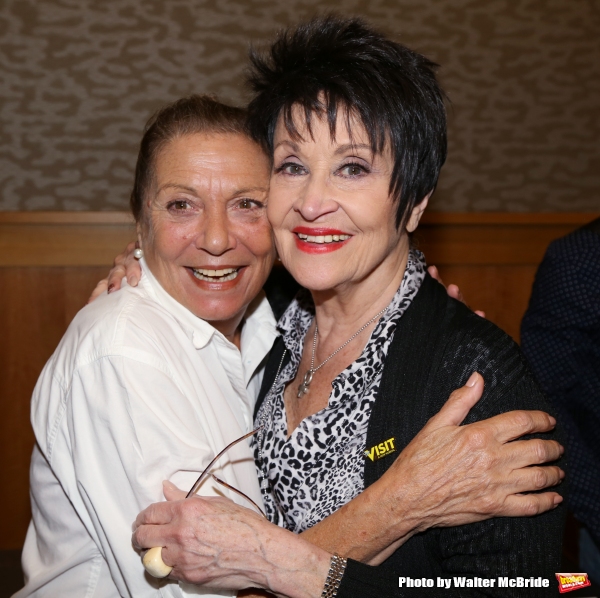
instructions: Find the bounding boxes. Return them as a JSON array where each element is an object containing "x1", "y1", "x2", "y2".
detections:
[
  {"x1": 274, "y1": 140, "x2": 300, "y2": 152},
  {"x1": 234, "y1": 186, "x2": 269, "y2": 195},
  {"x1": 156, "y1": 183, "x2": 198, "y2": 195},
  {"x1": 273, "y1": 140, "x2": 372, "y2": 155},
  {"x1": 334, "y1": 143, "x2": 372, "y2": 156},
  {"x1": 156, "y1": 183, "x2": 268, "y2": 196}
]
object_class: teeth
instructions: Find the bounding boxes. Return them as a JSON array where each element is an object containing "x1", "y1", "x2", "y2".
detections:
[
  {"x1": 297, "y1": 233, "x2": 351, "y2": 244},
  {"x1": 192, "y1": 267, "x2": 239, "y2": 282}
]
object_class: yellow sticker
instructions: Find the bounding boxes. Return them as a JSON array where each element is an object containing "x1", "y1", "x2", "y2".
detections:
[{"x1": 364, "y1": 437, "x2": 396, "y2": 461}]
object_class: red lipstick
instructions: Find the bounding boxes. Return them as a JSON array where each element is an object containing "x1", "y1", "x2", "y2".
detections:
[{"x1": 292, "y1": 227, "x2": 352, "y2": 254}]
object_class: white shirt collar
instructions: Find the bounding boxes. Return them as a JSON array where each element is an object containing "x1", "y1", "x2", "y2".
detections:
[
  {"x1": 139, "y1": 258, "x2": 278, "y2": 376},
  {"x1": 138, "y1": 258, "x2": 219, "y2": 348}
]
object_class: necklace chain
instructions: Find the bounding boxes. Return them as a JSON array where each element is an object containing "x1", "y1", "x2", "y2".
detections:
[{"x1": 297, "y1": 305, "x2": 388, "y2": 398}]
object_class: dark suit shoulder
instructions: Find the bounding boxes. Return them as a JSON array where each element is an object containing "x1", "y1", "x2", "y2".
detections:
[{"x1": 545, "y1": 218, "x2": 600, "y2": 268}]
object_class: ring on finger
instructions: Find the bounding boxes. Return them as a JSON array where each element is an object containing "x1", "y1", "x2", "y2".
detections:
[{"x1": 143, "y1": 546, "x2": 173, "y2": 578}]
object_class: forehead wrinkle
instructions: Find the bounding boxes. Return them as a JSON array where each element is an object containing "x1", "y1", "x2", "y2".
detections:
[{"x1": 155, "y1": 179, "x2": 268, "y2": 202}]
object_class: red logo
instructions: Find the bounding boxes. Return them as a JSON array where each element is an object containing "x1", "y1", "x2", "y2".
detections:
[{"x1": 555, "y1": 573, "x2": 591, "y2": 593}]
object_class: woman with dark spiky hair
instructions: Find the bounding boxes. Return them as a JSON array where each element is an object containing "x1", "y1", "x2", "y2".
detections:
[
  {"x1": 131, "y1": 16, "x2": 564, "y2": 598},
  {"x1": 246, "y1": 14, "x2": 447, "y2": 233}
]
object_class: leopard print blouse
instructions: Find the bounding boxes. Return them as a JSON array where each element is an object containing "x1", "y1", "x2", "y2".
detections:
[{"x1": 253, "y1": 250, "x2": 426, "y2": 532}]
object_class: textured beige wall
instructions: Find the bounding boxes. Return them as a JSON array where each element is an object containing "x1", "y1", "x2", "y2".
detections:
[{"x1": 1, "y1": 0, "x2": 599, "y2": 211}]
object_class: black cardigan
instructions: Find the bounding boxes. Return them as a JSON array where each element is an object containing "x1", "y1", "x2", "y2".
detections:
[{"x1": 256, "y1": 274, "x2": 566, "y2": 597}]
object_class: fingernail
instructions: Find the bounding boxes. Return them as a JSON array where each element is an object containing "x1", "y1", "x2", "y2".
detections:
[
  {"x1": 553, "y1": 495, "x2": 563, "y2": 506},
  {"x1": 129, "y1": 276, "x2": 138, "y2": 286},
  {"x1": 466, "y1": 372, "x2": 478, "y2": 387},
  {"x1": 163, "y1": 480, "x2": 176, "y2": 490},
  {"x1": 559, "y1": 469, "x2": 565, "y2": 479},
  {"x1": 108, "y1": 284, "x2": 115, "y2": 294},
  {"x1": 559, "y1": 444, "x2": 565, "y2": 455},
  {"x1": 548, "y1": 416, "x2": 556, "y2": 426}
]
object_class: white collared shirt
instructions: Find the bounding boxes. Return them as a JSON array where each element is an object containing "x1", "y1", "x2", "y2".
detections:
[{"x1": 17, "y1": 260, "x2": 278, "y2": 598}]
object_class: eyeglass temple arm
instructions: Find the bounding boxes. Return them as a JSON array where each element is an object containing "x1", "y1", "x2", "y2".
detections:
[
  {"x1": 186, "y1": 426, "x2": 262, "y2": 499},
  {"x1": 209, "y1": 473, "x2": 267, "y2": 519}
]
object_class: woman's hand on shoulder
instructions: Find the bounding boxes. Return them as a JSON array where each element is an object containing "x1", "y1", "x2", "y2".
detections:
[
  {"x1": 87, "y1": 241, "x2": 142, "y2": 303},
  {"x1": 359, "y1": 372, "x2": 563, "y2": 563},
  {"x1": 293, "y1": 374, "x2": 564, "y2": 566},
  {"x1": 428, "y1": 265, "x2": 486, "y2": 318},
  {"x1": 382, "y1": 373, "x2": 564, "y2": 531}
]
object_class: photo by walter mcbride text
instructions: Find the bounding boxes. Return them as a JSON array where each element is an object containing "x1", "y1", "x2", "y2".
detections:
[{"x1": 398, "y1": 577, "x2": 552, "y2": 590}]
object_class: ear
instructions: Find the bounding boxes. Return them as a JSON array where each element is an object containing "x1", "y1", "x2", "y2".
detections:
[{"x1": 405, "y1": 192, "x2": 431, "y2": 233}]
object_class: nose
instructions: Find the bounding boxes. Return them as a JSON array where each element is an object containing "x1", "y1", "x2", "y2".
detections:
[
  {"x1": 293, "y1": 172, "x2": 338, "y2": 221},
  {"x1": 195, "y1": 205, "x2": 235, "y2": 255}
]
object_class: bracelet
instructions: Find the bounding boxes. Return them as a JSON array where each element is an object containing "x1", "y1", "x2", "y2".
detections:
[{"x1": 321, "y1": 554, "x2": 347, "y2": 598}]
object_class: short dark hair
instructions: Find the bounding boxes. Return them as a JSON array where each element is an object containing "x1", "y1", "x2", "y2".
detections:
[
  {"x1": 130, "y1": 95, "x2": 249, "y2": 221},
  {"x1": 246, "y1": 15, "x2": 447, "y2": 228}
]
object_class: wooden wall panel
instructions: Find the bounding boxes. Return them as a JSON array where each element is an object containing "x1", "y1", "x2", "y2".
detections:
[
  {"x1": 424, "y1": 265, "x2": 538, "y2": 343},
  {"x1": 0, "y1": 211, "x2": 598, "y2": 550},
  {"x1": 0, "y1": 267, "x2": 109, "y2": 549},
  {"x1": 0, "y1": 212, "x2": 135, "y2": 267},
  {"x1": 411, "y1": 212, "x2": 599, "y2": 342}
]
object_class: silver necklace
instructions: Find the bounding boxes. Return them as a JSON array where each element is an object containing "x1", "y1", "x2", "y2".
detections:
[{"x1": 297, "y1": 306, "x2": 388, "y2": 398}]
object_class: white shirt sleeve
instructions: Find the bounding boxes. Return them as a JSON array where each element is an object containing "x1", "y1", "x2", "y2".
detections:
[
  {"x1": 70, "y1": 356, "x2": 208, "y2": 595},
  {"x1": 23, "y1": 352, "x2": 236, "y2": 598}
]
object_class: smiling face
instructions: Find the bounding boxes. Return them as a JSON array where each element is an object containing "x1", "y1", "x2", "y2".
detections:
[
  {"x1": 138, "y1": 132, "x2": 275, "y2": 341},
  {"x1": 268, "y1": 109, "x2": 426, "y2": 297}
]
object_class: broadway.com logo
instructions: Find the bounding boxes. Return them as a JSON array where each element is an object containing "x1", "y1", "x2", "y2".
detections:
[{"x1": 555, "y1": 573, "x2": 591, "y2": 593}]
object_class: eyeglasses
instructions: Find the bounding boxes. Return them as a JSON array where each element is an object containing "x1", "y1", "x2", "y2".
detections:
[{"x1": 186, "y1": 427, "x2": 267, "y2": 519}]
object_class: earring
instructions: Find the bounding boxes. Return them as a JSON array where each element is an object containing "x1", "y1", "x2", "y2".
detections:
[{"x1": 133, "y1": 248, "x2": 144, "y2": 260}]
